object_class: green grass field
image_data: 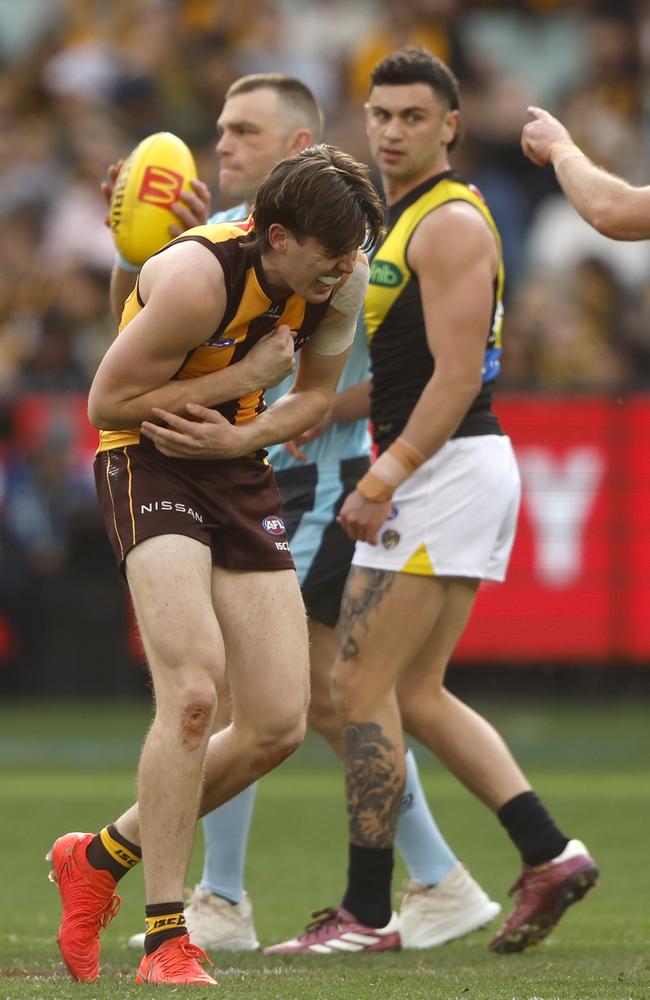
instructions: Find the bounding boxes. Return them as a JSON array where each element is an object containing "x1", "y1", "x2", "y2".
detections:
[{"x1": 0, "y1": 696, "x2": 648, "y2": 1000}]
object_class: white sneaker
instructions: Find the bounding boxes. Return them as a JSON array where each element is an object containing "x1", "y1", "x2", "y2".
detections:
[
  {"x1": 127, "y1": 886, "x2": 260, "y2": 951},
  {"x1": 398, "y1": 863, "x2": 501, "y2": 948}
]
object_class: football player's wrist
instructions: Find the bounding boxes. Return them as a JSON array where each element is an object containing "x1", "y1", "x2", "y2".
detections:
[
  {"x1": 389, "y1": 436, "x2": 425, "y2": 472},
  {"x1": 356, "y1": 438, "x2": 424, "y2": 502},
  {"x1": 357, "y1": 470, "x2": 394, "y2": 503},
  {"x1": 549, "y1": 140, "x2": 584, "y2": 169},
  {"x1": 114, "y1": 250, "x2": 141, "y2": 272}
]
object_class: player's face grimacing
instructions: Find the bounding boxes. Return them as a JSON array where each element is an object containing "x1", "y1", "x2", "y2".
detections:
[
  {"x1": 265, "y1": 229, "x2": 357, "y2": 303},
  {"x1": 216, "y1": 89, "x2": 296, "y2": 203}
]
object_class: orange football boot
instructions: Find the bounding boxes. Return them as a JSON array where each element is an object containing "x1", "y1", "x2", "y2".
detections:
[
  {"x1": 47, "y1": 831, "x2": 121, "y2": 981},
  {"x1": 135, "y1": 935, "x2": 217, "y2": 985}
]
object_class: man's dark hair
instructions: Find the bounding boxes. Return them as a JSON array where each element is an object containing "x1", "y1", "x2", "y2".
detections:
[
  {"x1": 370, "y1": 47, "x2": 461, "y2": 150},
  {"x1": 250, "y1": 144, "x2": 384, "y2": 257},
  {"x1": 226, "y1": 73, "x2": 324, "y2": 142}
]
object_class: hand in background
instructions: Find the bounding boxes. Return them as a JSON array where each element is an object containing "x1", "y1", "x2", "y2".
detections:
[{"x1": 521, "y1": 107, "x2": 575, "y2": 167}]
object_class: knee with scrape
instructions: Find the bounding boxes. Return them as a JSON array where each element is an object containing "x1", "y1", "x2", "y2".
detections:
[{"x1": 180, "y1": 702, "x2": 212, "y2": 751}]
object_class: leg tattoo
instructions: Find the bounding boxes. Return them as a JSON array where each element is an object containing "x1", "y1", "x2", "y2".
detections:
[
  {"x1": 345, "y1": 722, "x2": 404, "y2": 849},
  {"x1": 339, "y1": 568, "x2": 395, "y2": 663}
]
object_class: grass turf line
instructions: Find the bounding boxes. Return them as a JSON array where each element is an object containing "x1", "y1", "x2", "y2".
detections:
[{"x1": 0, "y1": 698, "x2": 648, "y2": 999}]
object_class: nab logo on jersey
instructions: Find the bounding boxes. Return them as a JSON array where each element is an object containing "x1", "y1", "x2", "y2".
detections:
[
  {"x1": 138, "y1": 165, "x2": 184, "y2": 208},
  {"x1": 262, "y1": 515, "x2": 286, "y2": 536},
  {"x1": 369, "y1": 259, "x2": 403, "y2": 288}
]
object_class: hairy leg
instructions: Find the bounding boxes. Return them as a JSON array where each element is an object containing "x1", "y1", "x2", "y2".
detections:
[
  {"x1": 397, "y1": 576, "x2": 530, "y2": 811},
  {"x1": 306, "y1": 618, "x2": 344, "y2": 756},
  {"x1": 122, "y1": 535, "x2": 224, "y2": 904},
  {"x1": 199, "y1": 566, "x2": 310, "y2": 811}
]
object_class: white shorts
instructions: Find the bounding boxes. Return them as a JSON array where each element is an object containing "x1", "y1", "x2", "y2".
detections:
[{"x1": 352, "y1": 435, "x2": 521, "y2": 581}]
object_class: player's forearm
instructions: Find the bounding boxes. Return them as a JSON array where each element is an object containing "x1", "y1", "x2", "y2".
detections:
[
  {"x1": 399, "y1": 370, "x2": 482, "y2": 459},
  {"x1": 330, "y1": 379, "x2": 371, "y2": 424},
  {"x1": 88, "y1": 360, "x2": 263, "y2": 431},
  {"x1": 551, "y1": 148, "x2": 647, "y2": 239},
  {"x1": 354, "y1": 371, "x2": 480, "y2": 504},
  {"x1": 236, "y1": 388, "x2": 332, "y2": 455}
]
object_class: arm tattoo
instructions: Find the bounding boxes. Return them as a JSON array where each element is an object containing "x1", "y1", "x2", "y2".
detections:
[
  {"x1": 339, "y1": 567, "x2": 395, "y2": 663},
  {"x1": 345, "y1": 721, "x2": 405, "y2": 849}
]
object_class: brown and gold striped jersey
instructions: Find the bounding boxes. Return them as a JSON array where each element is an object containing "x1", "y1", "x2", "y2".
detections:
[{"x1": 98, "y1": 218, "x2": 332, "y2": 452}]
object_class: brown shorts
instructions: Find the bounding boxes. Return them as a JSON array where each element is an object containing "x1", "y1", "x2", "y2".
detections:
[{"x1": 94, "y1": 438, "x2": 295, "y2": 574}]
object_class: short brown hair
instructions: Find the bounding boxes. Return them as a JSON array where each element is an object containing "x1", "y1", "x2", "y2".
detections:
[
  {"x1": 250, "y1": 144, "x2": 384, "y2": 257},
  {"x1": 371, "y1": 47, "x2": 462, "y2": 150},
  {"x1": 226, "y1": 73, "x2": 324, "y2": 142}
]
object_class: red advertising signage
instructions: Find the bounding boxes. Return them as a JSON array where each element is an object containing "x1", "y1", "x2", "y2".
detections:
[
  {"x1": 457, "y1": 395, "x2": 650, "y2": 663},
  {"x1": 2, "y1": 393, "x2": 650, "y2": 665}
]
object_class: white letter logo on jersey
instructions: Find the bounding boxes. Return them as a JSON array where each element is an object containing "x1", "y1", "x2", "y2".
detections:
[
  {"x1": 262, "y1": 515, "x2": 286, "y2": 536},
  {"x1": 140, "y1": 500, "x2": 204, "y2": 523},
  {"x1": 517, "y1": 446, "x2": 604, "y2": 586}
]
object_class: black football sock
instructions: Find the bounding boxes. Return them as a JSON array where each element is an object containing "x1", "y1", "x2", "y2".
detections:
[
  {"x1": 86, "y1": 824, "x2": 142, "y2": 882},
  {"x1": 498, "y1": 791, "x2": 569, "y2": 867},
  {"x1": 144, "y1": 902, "x2": 186, "y2": 955},
  {"x1": 341, "y1": 843, "x2": 393, "y2": 928}
]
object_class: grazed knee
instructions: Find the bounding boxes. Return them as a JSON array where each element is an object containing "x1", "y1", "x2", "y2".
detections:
[{"x1": 178, "y1": 696, "x2": 216, "y2": 751}]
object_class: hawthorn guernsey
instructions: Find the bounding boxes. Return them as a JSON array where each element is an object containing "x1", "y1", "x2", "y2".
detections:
[{"x1": 110, "y1": 132, "x2": 197, "y2": 266}]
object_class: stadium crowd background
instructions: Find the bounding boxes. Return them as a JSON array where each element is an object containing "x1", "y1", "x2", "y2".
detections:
[{"x1": 1, "y1": 0, "x2": 649, "y2": 694}]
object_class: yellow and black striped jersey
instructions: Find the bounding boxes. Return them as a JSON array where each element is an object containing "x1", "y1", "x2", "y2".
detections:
[
  {"x1": 98, "y1": 218, "x2": 332, "y2": 453},
  {"x1": 365, "y1": 170, "x2": 505, "y2": 453}
]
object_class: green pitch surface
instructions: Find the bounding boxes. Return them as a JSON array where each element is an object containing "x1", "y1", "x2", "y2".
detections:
[{"x1": 0, "y1": 697, "x2": 648, "y2": 999}]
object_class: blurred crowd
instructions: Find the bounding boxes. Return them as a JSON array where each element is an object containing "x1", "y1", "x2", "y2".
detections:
[{"x1": 1, "y1": 0, "x2": 650, "y2": 687}]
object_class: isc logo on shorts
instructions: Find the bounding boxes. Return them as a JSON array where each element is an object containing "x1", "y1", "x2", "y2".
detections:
[{"x1": 262, "y1": 515, "x2": 286, "y2": 536}]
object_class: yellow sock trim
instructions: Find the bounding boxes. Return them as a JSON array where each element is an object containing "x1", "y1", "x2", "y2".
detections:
[
  {"x1": 145, "y1": 912, "x2": 187, "y2": 936},
  {"x1": 99, "y1": 826, "x2": 141, "y2": 870}
]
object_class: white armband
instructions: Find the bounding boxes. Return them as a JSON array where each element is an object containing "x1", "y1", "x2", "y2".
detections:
[
  {"x1": 115, "y1": 250, "x2": 142, "y2": 273},
  {"x1": 308, "y1": 257, "x2": 369, "y2": 356}
]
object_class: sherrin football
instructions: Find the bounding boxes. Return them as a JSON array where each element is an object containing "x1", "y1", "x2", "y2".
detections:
[{"x1": 110, "y1": 132, "x2": 197, "y2": 266}]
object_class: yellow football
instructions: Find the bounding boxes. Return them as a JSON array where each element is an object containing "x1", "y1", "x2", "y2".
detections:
[{"x1": 110, "y1": 132, "x2": 197, "y2": 266}]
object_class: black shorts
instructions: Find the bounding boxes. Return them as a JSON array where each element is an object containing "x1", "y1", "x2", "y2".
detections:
[
  {"x1": 275, "y1": 455, "x2": 370, "y2": 628},
  {"x1": 94, "y1": 438, "x2": 295, "y2": 574}
]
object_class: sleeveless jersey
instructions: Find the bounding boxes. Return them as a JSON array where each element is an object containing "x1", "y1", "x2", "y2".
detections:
[
  {"x1": 365, "y1": 170, "x2": 505, "y2": 453},
  {"x1": 98, "y1": 219, "x2": 331, "y2": 452},
  {"x1": 207, "y1": 206, "x2": 371, "y2": 470}
]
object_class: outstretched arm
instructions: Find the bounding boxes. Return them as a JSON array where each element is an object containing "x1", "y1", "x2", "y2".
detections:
[{"x1": 521, "y1": 106, "x2": 650, "y2": 241}]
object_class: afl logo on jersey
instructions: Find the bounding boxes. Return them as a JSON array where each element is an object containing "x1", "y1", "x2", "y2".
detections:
[{"x1": 262, "y1": 515, "x2": 286, "y2": 535}]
